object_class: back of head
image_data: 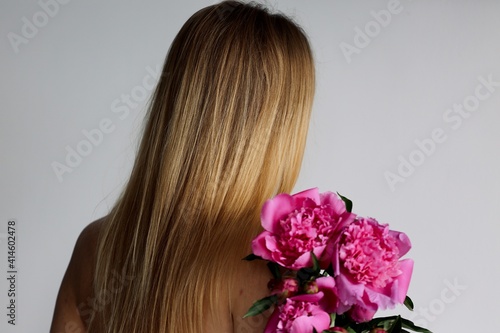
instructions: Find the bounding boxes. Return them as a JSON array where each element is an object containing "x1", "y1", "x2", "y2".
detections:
[{"x1": 90, "y1": 1, "x2": 315, "y2": 332}]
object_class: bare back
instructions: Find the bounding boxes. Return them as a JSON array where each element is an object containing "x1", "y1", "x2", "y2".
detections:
[{"x1": 50, "y1": 218, "x2": 272, "y2": 332}]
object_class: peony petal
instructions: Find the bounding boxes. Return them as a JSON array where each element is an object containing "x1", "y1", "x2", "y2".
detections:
[
  {"x1": 316, "y1": 276, "x2": 339, "y2": 313},
  {"x1": 335, "y1": 272, "x2": 365, "y2": 306},
  {"x1": 271, "y1": 251, "x2": 287, "y2": 268},
  {"x1": 316, "y1": 276, "x2": 336, "y2": 290},
  {"x1": 291, "y1": 291, "x2": 324, "y2": 303},
  {"x1": 349, "y1": 304, "x2": 377, "y2": 323},
  {"x1": 320, "y1": 192, "x2": 347, "y2": 215},
  {"x1": 251, "y1": 232, "x2": 273, "y2": 261},
  {"x1": 292, "y1": 245, "x2": 326, "y2": 270},
  {"x1": 393, "y1": 259, "x2": 414, "y2": 303},
  {"x1": 264, "y1": 234, "x2": 277, "y2": 252},
  {"x1": 389, "y1": 230, "x2": 412, "y2": 257},
  {"x1": 261, "y1": 193, "x2": 295, "y2": 233},
  {"x1": 293, "y1": 251, "x2": 312, "y2": 269},
  {"x1": 336, "y1": 215, "x2": 356, "y2": 235},
  {"x1": 291, "y1": 311, "x2": 330, "y2": 333},
  {"x1": 332, "y1": 244, "x2": 341, "y2": 276},
  {"x1": 364, "y1": 258, "x2": 413, "y2": 309},
  {"x1": 292, "y1": 187, "x2": 320, "y2": 205},
  {"x1": 312, "y1": 245, "x2": 327, "y2": 263},
  {"x1": 264, "y1": 307, "x2": 281, "y2": 333},
  {"x1": 364, "y1": 286, "x2": 393, "y2": 309}
]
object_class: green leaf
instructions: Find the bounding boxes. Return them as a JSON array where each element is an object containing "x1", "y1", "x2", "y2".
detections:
[
  {"x1": 387, "y1": 315, "x2": 402, "y2": 333},
  {"x1": 242, "y1": 253, "x2": 262, "y2": 261},
  {"x1": 360, "y1": 315, "x2": 431, "y2": 333},
  {"x1": 311, "y1": 252, "x2": 320, "y2": 274},
  {"x1": 296, "y1": 252, "x2": 322, "y2": 283},
  {"x1": 401, "y1": 318, "x2": 433, "y2": 333},
  {"x1": 337, "y1": 192, "x2": 353, "y2": 213},
  {"x1": 243, "y1": 294, "x2": 278, "y2": 318},
  {"x1": 267, "y1": 262, "x2": 281, "y2": 280},
  {"x1": 346, "y1": 328, "x2": 356, "y2": 333},
  {"x1": 366, "y1": 315, "x2": 399, "y2": 327},
  {"x1": 404, "y1": 296, "x2": 414, "y2": 311},
  {"x1": 329, "y1": 313, "x2": 336, "y2": 327}
]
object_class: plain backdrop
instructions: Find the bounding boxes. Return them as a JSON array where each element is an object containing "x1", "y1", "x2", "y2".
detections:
[{"x1": 1, "y1": 0, "x2": 499, "y2": 332}]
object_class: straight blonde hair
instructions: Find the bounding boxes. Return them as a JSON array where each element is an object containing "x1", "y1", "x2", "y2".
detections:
[{"x1": 88, "y1": 1, "x2": 315, "y2": 331}]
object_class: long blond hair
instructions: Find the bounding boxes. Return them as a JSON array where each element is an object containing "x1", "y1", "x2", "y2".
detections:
[{"x1": 89, "y1": 1, "x2": 315, "y2": 331}]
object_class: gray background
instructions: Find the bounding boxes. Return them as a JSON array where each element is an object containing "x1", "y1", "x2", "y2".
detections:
[{"x1": 1, "y1": 0, "x2": 499, "y2": 332}]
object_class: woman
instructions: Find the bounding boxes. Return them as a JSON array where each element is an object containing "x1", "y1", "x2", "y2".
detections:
[{"x1": 50, "y1": 1, "x2": 315, "y2": 332}]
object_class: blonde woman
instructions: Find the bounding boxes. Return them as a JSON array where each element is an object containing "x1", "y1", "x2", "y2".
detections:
[{"x1": 50, "y1": 1, "x2": 315, "y2": 332}]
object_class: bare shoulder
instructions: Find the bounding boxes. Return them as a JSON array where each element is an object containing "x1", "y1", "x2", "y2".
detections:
[
  {"x1": 231, "y1": 258, "x2": 274, "y2": 332},
  {"x1": 50, "y1": 217, "x2": 107, "y2": 333}
]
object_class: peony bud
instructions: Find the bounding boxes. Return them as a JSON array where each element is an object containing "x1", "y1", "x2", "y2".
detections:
[
  {"x1": 269, "y1": 277, "x2": 299, "y2": 299},
  {"x1": 303, "y1": 280, "x2": 319, "y2": 294},
  {"x1": 331, "y1": 327, "x2": 348, "y2": 333},
  {"x1": 370, "y1": 329, "x2": 387, "y2": 333}
]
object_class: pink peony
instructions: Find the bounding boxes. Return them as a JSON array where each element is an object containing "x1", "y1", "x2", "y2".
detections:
[
  {"x1": 269, "y1": 277, "x2": 300, "y2": 299},
  {"x1": 252, "y1": 188, "x2": 356, "y2": 270},
  {"x1": 264, "y1": 292, "x2": 331, "y2": 333},
  {"x1": 315, "y1": 276, "x2": 339, "y2": 313},
  {"x1": 333, "y1": 217, "x2": 414, "y2": 321},
  {"x1": 347, "y1": 304, "x2": 377, "y2": 323}
]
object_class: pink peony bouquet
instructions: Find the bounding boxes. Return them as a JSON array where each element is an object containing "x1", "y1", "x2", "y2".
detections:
[{"x1": 243, "y1": 188, "x2": 431, "y2": 333}]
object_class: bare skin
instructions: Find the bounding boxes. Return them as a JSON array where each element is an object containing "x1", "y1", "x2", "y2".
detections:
[
  {"x1": 50, "y1": 218, "x2": 103, "y2": 333},
  {"x1": 50, "y1": 217, "x2": 272, "y2": 332}
]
